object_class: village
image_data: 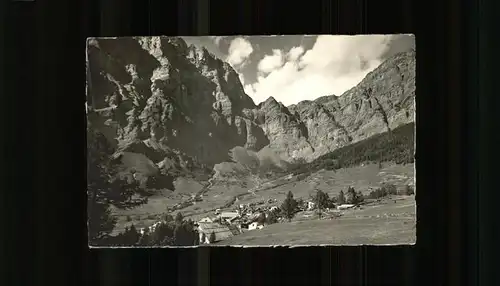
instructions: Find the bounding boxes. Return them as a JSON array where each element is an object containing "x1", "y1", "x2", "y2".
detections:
[
  {"x1": 139, "y1": 194, "x2": 361, "y2": 245},
  {"x1": 124, "y1": 155, "x2": 416, "y2": 245},
  {"x1": 195, "y1": 199, "x2": 361, "y2": 245}
]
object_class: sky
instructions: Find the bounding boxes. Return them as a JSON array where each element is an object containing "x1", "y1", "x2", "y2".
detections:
[{"x1": 183, "y1": 34, "x2": 415, "y2": 106}]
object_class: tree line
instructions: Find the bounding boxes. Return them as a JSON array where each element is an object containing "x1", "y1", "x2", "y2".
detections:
[
  {"x1": 87, "y1": 125, "x2": 200, "y2": 246},
  {"x1": 289, "y1": 122, "x2": 415, "y2": 175},
  {"x1": 101, "y1": 212, "x2": 199, "y2": 246},
  {"x1": 270, "y1": 183, "x2": 414, "y2": 222},
  {"x1": 87, "y1": 127, "x2": 148, "y2": 245}
]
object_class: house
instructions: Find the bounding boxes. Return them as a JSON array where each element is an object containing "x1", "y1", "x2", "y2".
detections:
[
  {"x1": 248, "y1": 212, "x2": 262, "y2": 221},
  {"x1": 220, "y1": 211, "x2": 240, "y2": 223},
  {"x1": 197, "y1": 222, "x2": 236, "y2": 244},
  {"x1": 198, "y1": 217, "x2": 213, "y2": 223},
  {"x1": 337, "y1": 204, "x2": 355, "y2": 210},
  {"x1": 307, "y1": 201, "x2": 316, "y2": 210},
  {"x1": 270, "y1": 206, "x2": 279, "y2": 212},
  {"x1": 248, "y1": 222, "x2": 264, "y2": 230},
  {"x1": 238, "y1": 222, "x2": 250, "y2": 231},
  {"x1": 138, "y1": 220, "x2": 164, "y2": 235}
]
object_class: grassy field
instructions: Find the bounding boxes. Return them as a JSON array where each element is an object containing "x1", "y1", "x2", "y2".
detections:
[
  {"x1": 216, "y1": 196, "x2": 416, "y2": 246},
  {"x1": 110, "y1": 162, "x2": 415, "y2": 237},
  {"x1": 111, "y1": 177, "x2": 254, "y2": 233},
  {"x1": 105, "y1": 121, "x2": 415, "y2": 238},
  {"x1": 223, "y1": 163, "x2": 414, "y2": 209},
  {"x1": 111, "y1": 177, "x2": 204, "y2": 233}
]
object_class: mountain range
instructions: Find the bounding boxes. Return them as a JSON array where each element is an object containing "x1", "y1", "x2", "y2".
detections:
[{"x1": 86, "y1": 36, "x2": 415, "y2": 182}]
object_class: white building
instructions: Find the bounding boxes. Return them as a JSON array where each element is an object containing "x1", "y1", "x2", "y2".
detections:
[
  {"x1": 248, "y1": 222, "x2": 264, "y2": 230},
  {"x1": 198, "y1": 217, "x2": 213, "y2": 223},
  {"x1": 197, "y1": 222, "x2": 238, "y2": 244},
  {"x1": 219, "y1": 211, "x2": 240, "y2": 223},
  {"x1": 337, "y1": 204, "x2": 355, "y2": 210},
  {"x1": 307, "y1": 201, "x2": 316, "y2": 210}
]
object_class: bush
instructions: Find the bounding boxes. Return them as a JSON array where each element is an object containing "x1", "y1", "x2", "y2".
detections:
[
  {"x1": 266, "y1": 211, "x2": 278, "y2": 224},
  {"x1": 403, "y1": 185, "x2": 415, "y2": 195},
  {"x1": 381, "y1": 183, "x2": 398, "y2": 195},
  {"x1": 296, "y1": 198, "x2": 306, "y2": 210},
  {"x1": 356, "y1": 191, "x2": 365, "y2": 203},
  {"x1": 165, "y1": 214, "x2": 174, "y2": 222},
  {"x1": 346, "y1": 186, "x2": 363, "y2": 204},
  {"x1": 209, "y1": 231, "x2": 216, "y2": 243},
  {"x1": 256, "y1": 213, "x2": 267, "y2": 224},
  {"x1": 368, "y1": 188, "x2": 387, "y2": 199}
]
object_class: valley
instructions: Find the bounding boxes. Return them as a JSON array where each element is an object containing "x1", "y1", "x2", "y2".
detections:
[
  {"x1": 111, "y1": 161, "x2": 415, "y2": 245},
  {"x1": 86, "y1": 35, "x2": 416, "y2": 246}
]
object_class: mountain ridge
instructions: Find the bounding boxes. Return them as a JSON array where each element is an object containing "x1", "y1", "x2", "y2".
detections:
[{"x1": 86, "y1": 36, "x2": 415, "y2": 182}]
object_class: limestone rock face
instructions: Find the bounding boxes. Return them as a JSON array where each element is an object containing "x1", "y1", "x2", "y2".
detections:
[
  {"x1": 87, "y1": 36, "x2": 268, "y2": 173},
  {"x1": 87, "y1": 36, "x2": 415, "y2": 176},
  {"x1": 285, "y1": 49, "x2": 416, "y2": 160},
  {"x1": 252, "y1": 97, "x2": 314, "y2": 161}
]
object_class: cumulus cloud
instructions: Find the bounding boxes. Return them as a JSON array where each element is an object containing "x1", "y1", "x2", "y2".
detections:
[
  {"x1": 287, "y1": 46, "x2": 305, "y2": 62},
  {"x1": 257, "y1": 49, "x2": 285, "y2": 74},
  {"x1": 244, "y1": 35, "x2": 413, "y2": 106},
  {"x1": 226, "y1": 37, "x2": 254, "y2": 68}
]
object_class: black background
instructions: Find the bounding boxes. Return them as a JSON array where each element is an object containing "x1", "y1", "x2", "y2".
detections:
[{"x1": 2, "y1": 0, "x2": 495, "y2": 285}]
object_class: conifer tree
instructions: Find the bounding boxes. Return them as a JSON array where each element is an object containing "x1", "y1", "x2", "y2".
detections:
[
  {"x1": 175, "y1": 212, "x2": 184, "y2": 224},
  {"x1": 280, "y1": 191, "x2": 298, "y2": 222},
  {"x1": 87, "y1": 125, "x2": 148, "y2": 245},
  {"x1": 346, "y1": 186, "x2": 358, "y2": 204},
  {"x1": 209, "y1": 231, "x2": 216, "y2": 243},
  {"x1": 337, "y1": 190, "x2": 346, "y2": 205}
]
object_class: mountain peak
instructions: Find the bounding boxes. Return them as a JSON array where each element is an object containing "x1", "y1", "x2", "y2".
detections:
[
  {"x1": 263, "y1": 96, "x2": 279, "y2": 106},
  {"x1": 87, "y1": 36, "x2": 415, "y2": 170}
]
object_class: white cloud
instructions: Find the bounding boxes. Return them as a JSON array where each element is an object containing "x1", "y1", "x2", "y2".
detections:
[
  {"x1": 238, "y1": 73, "x2": 246, "y2": 86},
  {"x1": 257, "y1": 49, "x2": 284, "y2": 74},
  {"x1": 226, "y1": 37, "x2": 254, "y2": 68},
  {"x1": 287, "y1": 46, "x2": 304, "y2": 62},
  {"x1": 244, "y1": 35, "x2": 399, "y2": 106}
]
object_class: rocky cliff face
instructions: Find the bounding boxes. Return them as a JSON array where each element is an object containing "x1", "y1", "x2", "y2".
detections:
[
  {"x1": 87, "y1": 36, "x2": 269, "y2": 177},
  {"x1": 284, "y1": 49, "x2": 416, "y2": 161},
  {"x1": 86, "y1": 36, "x2": 415, "y2": 178}
]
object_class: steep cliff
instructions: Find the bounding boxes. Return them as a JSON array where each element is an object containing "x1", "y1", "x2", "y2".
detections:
[
  {"x1": 86, "y1": 36, "x2": 415, "y2": 180},
  {"x1": 86, "y1": 36, "x2": 269, "y2": 179},
  {"x1": 272, "y1": 49, "x2": 416, "y2": 161}
]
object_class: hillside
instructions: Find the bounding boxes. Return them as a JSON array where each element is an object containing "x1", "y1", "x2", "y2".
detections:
[
  {"x1": 86, "y1": 36, "x2": 415, "y2": 187},
  {"x1": 291, "y1": 122, "x2": 415, "y2": 175}
]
